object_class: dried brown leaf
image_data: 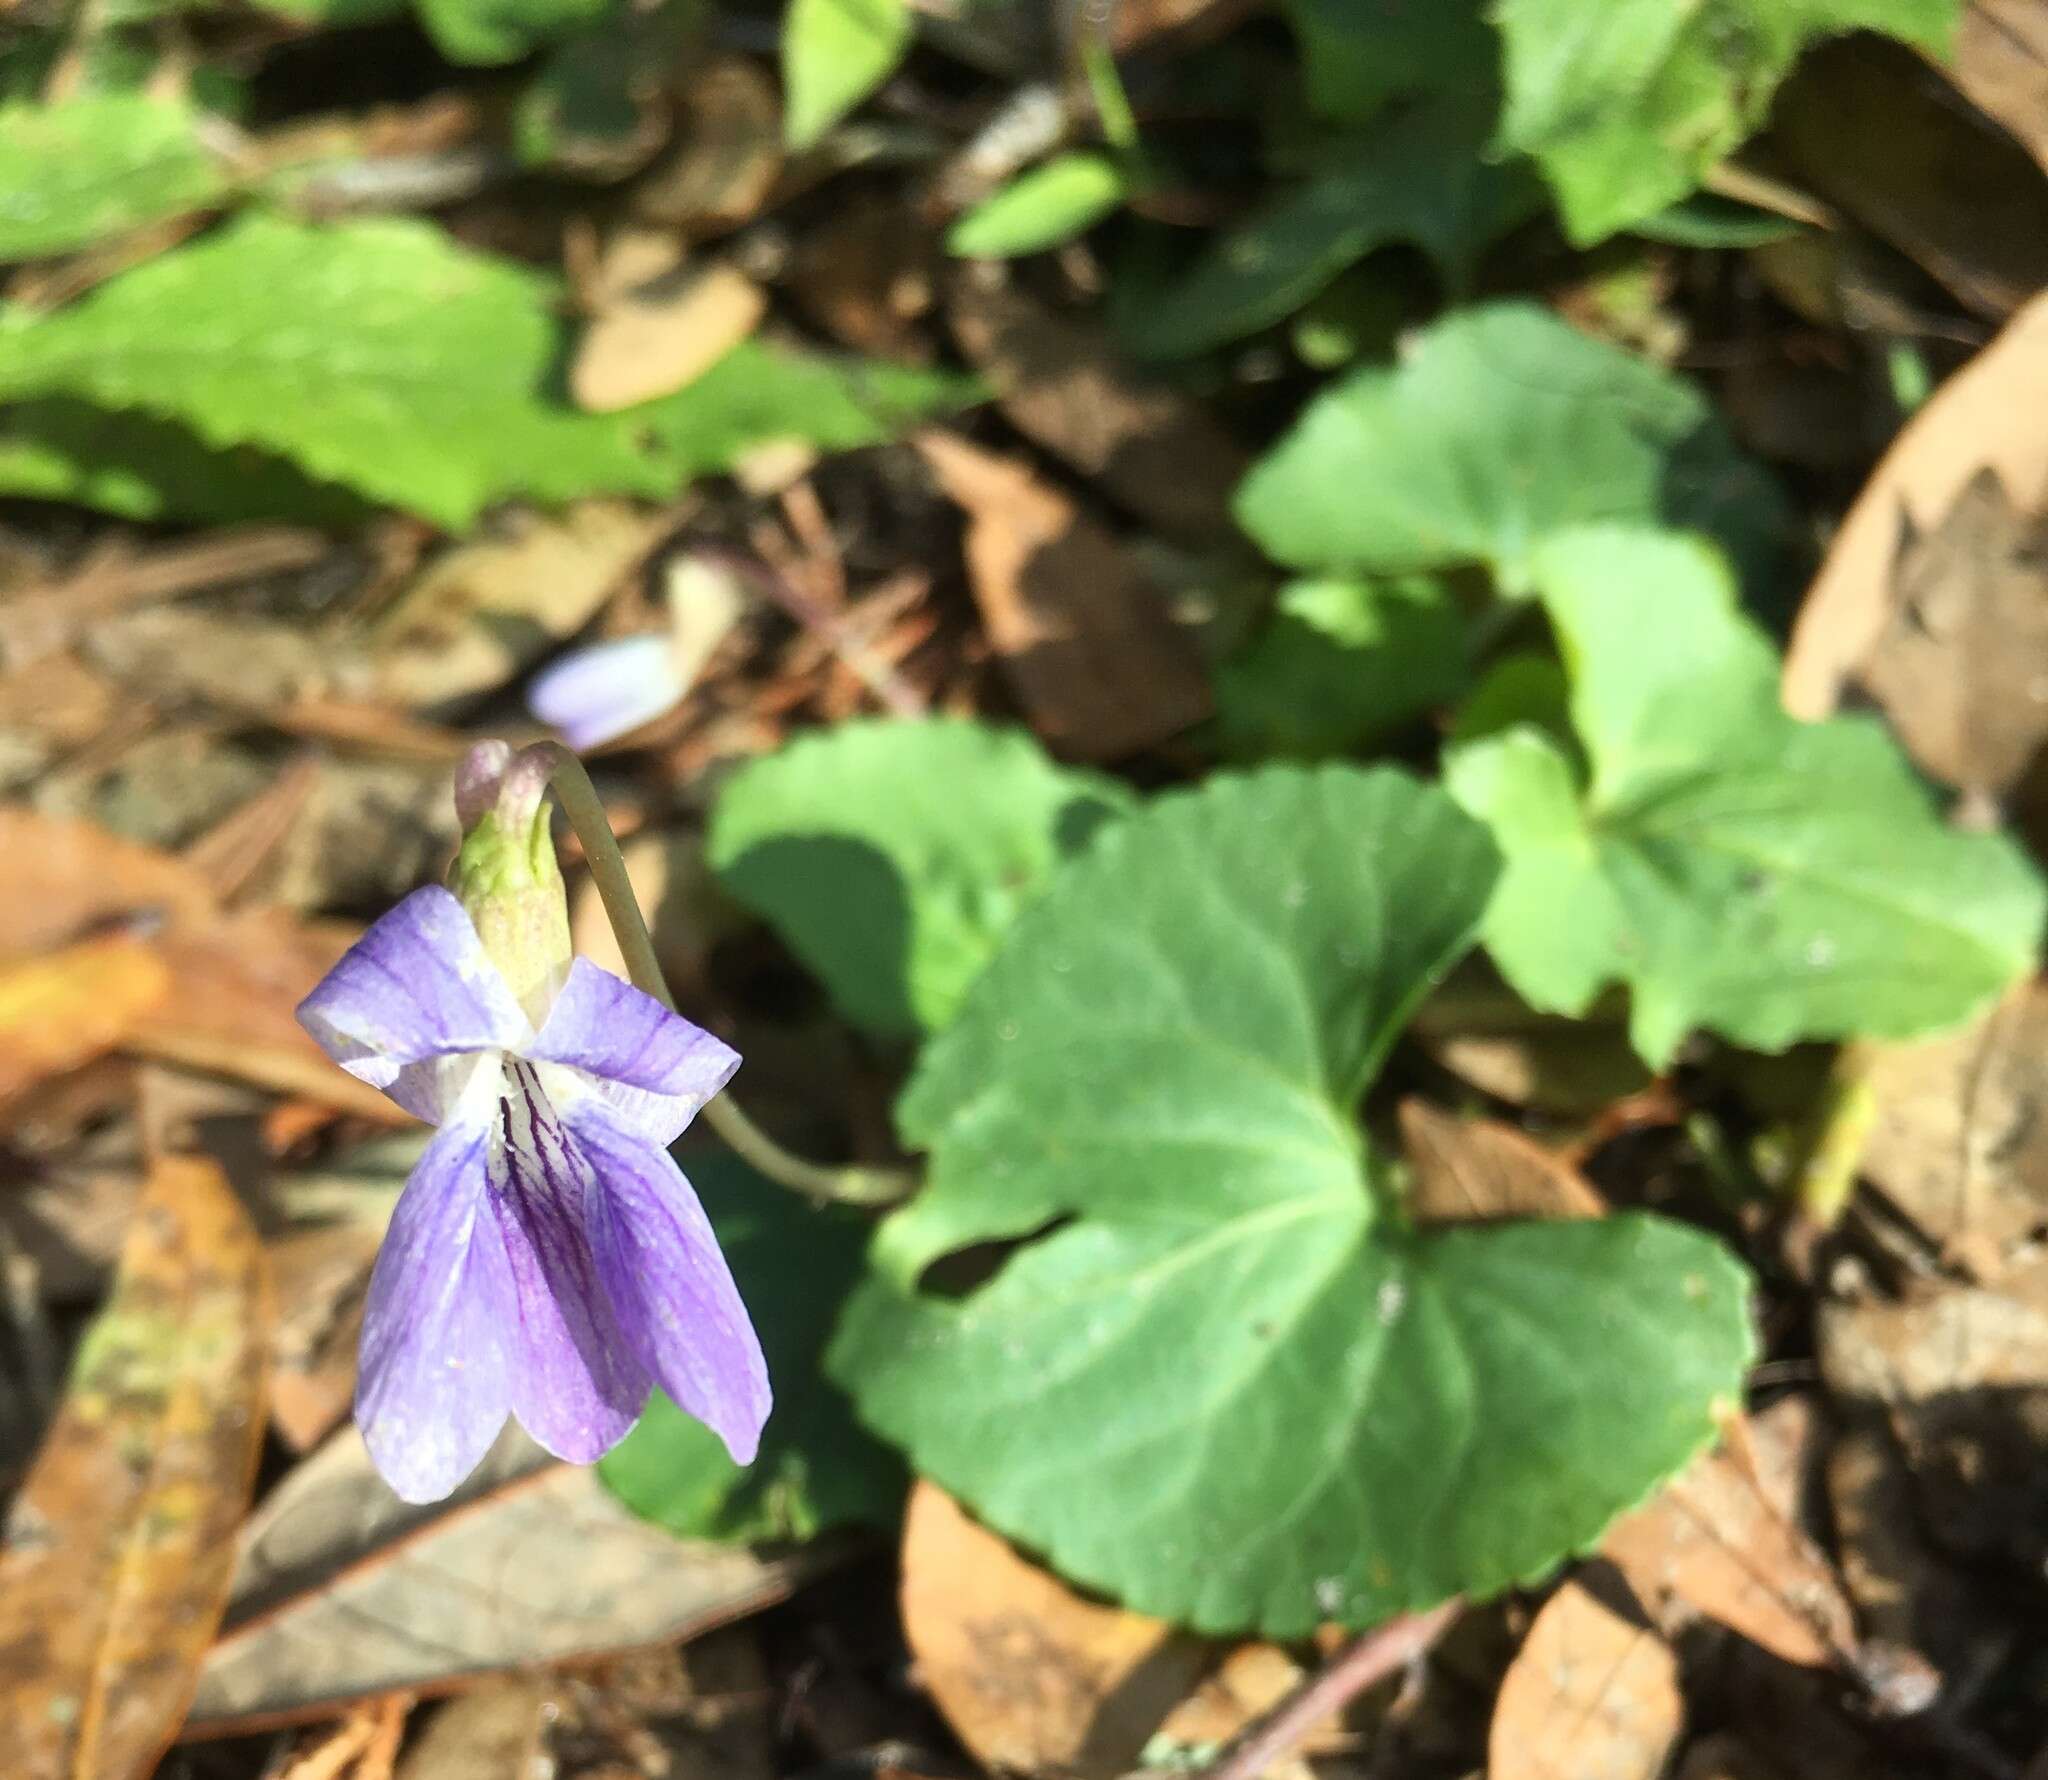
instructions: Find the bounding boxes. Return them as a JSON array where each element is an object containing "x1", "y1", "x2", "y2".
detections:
[
  {"x1": 1771, "y1": 36, "x2": 2048, "y2": 318},
  {"x1": 1859, "y1": 468, "x2": 2048, "y2": 799},
  {"x1": 1854, "y1": 976, "x2": 2048, "y2": 1278},
  {"x1": 913, "y1": 429, "x2": 1210, "y2": 759},
  {"x1": 900, "y1": 1481, "x2": 1210, "y2": 1778},
  {"x1": 572, "y1": 261, "x2": 768, "y2": 413},
  {"x1": 1820, "y1": 1259, "x2": 2048, "y2": 1574},
  {"x1": 1601, "y1": 1414, "x2": 1855, "y2": 1669},
  {"x1": 947, "y1": 273, "x2": 1250, "y2": 547},
  {"x1": 0, "y1": 1153, "x2": 270, "y2": 1780},
  {"x1": 0, "y1": 935, "x2": 170, "y2": 1107},
  {"x1": 628, "y1": 57, "x2": 782, "y2": 234},
  {"x1": 0, "y1": 807, "x2": 218, "y2": 956},
  {"x1": 1946, "y1": 0, "x2": 2048, "y2": 177},
  {"x1": 191, "y1": 1429, "x2": 811, "y2": 1733},
  {"x1": 1488, "y1": 1577, "x2": 1683, "y2": 1780},
  {"x1": 1399, "y1": 1101, "x2": 1607, "y2": 1224},
  {"x1": 371, "y1": 502, "x2": 672, "y2": 707},
  {"x1": 1787, "y1": 289, "x2": 2048, "y2": 720}
]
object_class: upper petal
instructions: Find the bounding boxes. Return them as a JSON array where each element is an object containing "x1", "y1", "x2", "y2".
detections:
[
  {"x1": 488, "y1": 1059, "x2": 651, "y2": 1462},
  {"x1": 572, "y1": 1098, "x2": 771, "y2": 1466},
  {"x1": 527, "y1": 633, "x2": 686, "y2": 752},
  {"x1": 526, "y1": 958, "x2": 740, "y2": 1146},
  {"x1": 297, "y1": 885, "x2": 532, "y2": 1123},
  {"x1": 356, "y1": 1106, "x2": 514, "y2": 1503}
]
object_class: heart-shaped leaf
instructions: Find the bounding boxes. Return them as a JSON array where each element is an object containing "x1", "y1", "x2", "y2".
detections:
[
  {"x1": 1233, "y1": 302, "x2": 1786, "y2": 594},
  {"x1": 711, "y1": 718, "x2": 1130, "y2": 1038},
  {"x1": 832, "y1": 766, "x2": 1754, "y2": 1634},
  {"x1": 1446, "y1": 527, "x2": 2045, "y2": 1065}
]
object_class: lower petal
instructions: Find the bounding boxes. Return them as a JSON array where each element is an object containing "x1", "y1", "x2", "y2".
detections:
[
  {"x1": 356, "y1": 1117, "x2": 513, "y2": 1503},
  {"x1": 490, "y1": 1063, "x2": 651, "y2": 1461},
  {"x1": 573, "y1": 1102, "x2": 771, "y2": 1465}
]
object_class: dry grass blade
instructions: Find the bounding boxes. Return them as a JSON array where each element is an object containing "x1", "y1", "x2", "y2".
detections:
[{"x1": 0, "y1": 1153, "x2": 270, "y2": 1780}]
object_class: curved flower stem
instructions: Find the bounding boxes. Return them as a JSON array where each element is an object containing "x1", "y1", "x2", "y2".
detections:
[{"x1": 537, "y1": 743, "x2": 916, "y2": 1208}]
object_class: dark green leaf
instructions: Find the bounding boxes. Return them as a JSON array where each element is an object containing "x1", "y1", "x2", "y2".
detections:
[{"x1": 833, "y1": 766, "x2": 1754, "y2": 1634}]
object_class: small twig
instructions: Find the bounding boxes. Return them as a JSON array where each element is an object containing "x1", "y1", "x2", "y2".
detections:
[
  {"x1": 1200, "y1": 1600, "x2": 1462, "y2": 1780},
  {"x1": 538, "y1": 743, "x2": 917, "y2": 1207}
]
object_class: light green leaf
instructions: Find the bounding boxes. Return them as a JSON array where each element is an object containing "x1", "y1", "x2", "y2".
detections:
[
  {"x1": 1234, "y1": 302, "x2": 1786, "y2": 592},
  {"x1": 833, "y1": 766, "x2": 1754, "y2": 1634},
  {"x1": 1445, "y1": 527, "x2": 2045, "y2": 1065},
  {"x1": 0, "y1": 216, "x2": 974, "y2": 528},
  {"x1": 0, "y1": 214, "x2": 663, "y2": 529},
  {"x1": 0, "y1": 399, "x2": 374, "y2": 525},
  {"x1": 710, "y1": 718, "x2": 1129, "y2": 1038},
  {"x1": 1281, "y1": 0, "x2": 1494, "y2": 121},
  {"x1": 782, "y1": 0, "x2": 912, "y2": 151},
  {"x1": 1133, "y1": 101, "x2": 1541, "y2": 359},
  {"x1": 641, "y1": 343, "x2": 980, "y2": 483},
  {"x1": 1494, "y1": 0, "x2": 1958, "y2": 243},
  {"x1": 0, "y1": 94, "x2": 226, "y2": 261},
  {"x1": 417, "y1": 0, "x2": 613, "y2": 63},
  {"x1": 947, "y1": 152, "x2": 1131, "y2": 259},
  {"x1": 1214, "y1": 575, "x2": 1466, "y2": 759},
  {"x1": 598, "y1": 1155, "x2": 902, "y2": 1541}
]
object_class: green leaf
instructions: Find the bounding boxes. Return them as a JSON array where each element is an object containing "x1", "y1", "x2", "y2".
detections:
[
  {"x1": 1134, "y1": 100, "x2": 1539, "y2": 359},
  {"x1": 0, "y1": 398, "x2": 374, "y2": 525},
  {"x1": 1445, "y1": 526, "x2": 2045, "y2": 1065},
  {"x1": 417, "y1": 0, "x2": 613, "y2": 63},
  {"x1": 710, "y1": 718, "x2": 1129, "y2": 1038},
  {"x1": 0, "y1": 214, "x2": 664, "y2": 529},
  {"x1": 832, "y1": 765, "x2": 1754, "y2": 1634},
  {"x1": 598, "y1": 1154, "x2": 902, "y2": 1541},
  {"x1": 0, "y1": 95, "x2": 226, "y2": 261},
  {"x1": 0, "y1": 216, "x2": 972, "y2": 528},
  {"x1": 781, "y1": 0, "x2": 912, "y2": 151},
  {"x1": 947, "y1": 153, "x2": 1131, "y2": 259},
  {"x1": 1631, "y1": 192, "x2": 1804, "y2": 248},
  {"x1": 640, "y1": 343, "x2": 980, "y2": 483},
  {"x1": 1281, "y1": 0, "x2": 1494, "y2": 121},
  {"x1": 1494, "y1": 0, "x2": 1958, "y2": 243},
  {"x1": 1234, "y1": 302, "x2": 1786, "y2": 593},
  {"x1": 1214, "y1": 576, "x2": 1467, "y2": 759}
]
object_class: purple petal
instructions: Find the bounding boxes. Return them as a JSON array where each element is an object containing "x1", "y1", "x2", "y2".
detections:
[
  {"x1": 298, "y1": 886, "x2": 530, "y2": 1123},
  {"x1": 527, "y1": 958, "x2": 740, "y2": 1146},
  {"x1": 356, "y1": 1110, "x2": 514, "y2": 1503},
  {"x1": 528, "y1": 634, "x2": 685, "y2": 751},
  {"x1": 572, "y1": 1098, "x2": 771, "y2": 1465},
  {"x1": 488, "y1": 1059, "x2": 651, "y2": 1462}
]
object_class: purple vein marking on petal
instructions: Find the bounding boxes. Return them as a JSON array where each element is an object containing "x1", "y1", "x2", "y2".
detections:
[
  {"x1": 297, "y1": 885, "x2": 530, "y2": 1123},
  {"x1": 572, "y1": 1096, "x2": 770, "y2": 1466},
  {"x1": 355, "y1": 1110, "x2": 514, "y2": 1503},
  {"x1": 486, "y1": 1059, "x2": 649, "y2": 1463},
  {"x1": 527, "y1": 958, "x2": 741, "y2": 1146}
]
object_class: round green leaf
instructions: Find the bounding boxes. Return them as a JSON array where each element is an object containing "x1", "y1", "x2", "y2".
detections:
[{"x1": 831, "y1": 765, "x2": 1754, "y2": 1634}]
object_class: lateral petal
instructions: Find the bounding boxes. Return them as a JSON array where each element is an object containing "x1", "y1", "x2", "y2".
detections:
[
  {"x1": 298, "y1": 885, "x2": 530, "y2": 1123},
  {"x1": 527, "y1": 957, "x2": 740, "y2": 1146},
  {"x1": 574, "y1": 1098, "x2": 771, "y2": 1465},
  {"x1": 356, "y1": 1108, "x2": 514, "y2": 1503}
]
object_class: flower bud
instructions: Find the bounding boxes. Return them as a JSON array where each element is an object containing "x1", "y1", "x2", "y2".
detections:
[{"x1": 450, "y1": 741, "x2": 572, "y2": 1019}]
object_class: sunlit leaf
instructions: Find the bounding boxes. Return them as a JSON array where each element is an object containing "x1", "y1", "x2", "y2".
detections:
[
  {"x1": 835, "y1": 766, "x2": 1754, "y2": 1634},
  {"x1": 1445, "y1": 526, "x2": 2045, "y2": 1064},
  {"x1": 948, "y1": 153, "x2": 1132, "y2": 259},
  {"x1": 782, "y1": 0, "x2": 911, "y2": 150},
  {"x1": 0, "y1": 94, "x2": 226, "y2": 261}
]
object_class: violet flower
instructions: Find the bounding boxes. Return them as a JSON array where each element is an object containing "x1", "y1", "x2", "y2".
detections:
[{"x1": 297, "y1": 742, "x2": 769, "y2": 1502}]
